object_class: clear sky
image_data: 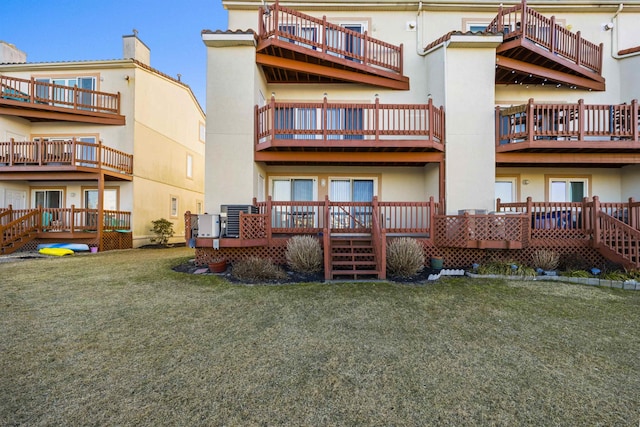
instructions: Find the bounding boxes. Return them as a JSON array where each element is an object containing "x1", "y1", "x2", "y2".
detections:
[{"x1": 0, "y1": 0, "x2": 229, "y2": 108}]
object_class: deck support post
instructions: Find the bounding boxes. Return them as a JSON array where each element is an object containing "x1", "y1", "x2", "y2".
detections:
[{"x1": 592, "y1": 196, "x2": 601, "y2": 247}]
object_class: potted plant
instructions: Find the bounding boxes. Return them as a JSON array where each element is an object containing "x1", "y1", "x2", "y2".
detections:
[{"x1": 208, "y1": 257, "x2": 227, "y2": 273}]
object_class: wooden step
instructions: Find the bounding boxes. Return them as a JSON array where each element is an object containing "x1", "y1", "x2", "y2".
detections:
[{"x1": 331, "y1": 260, "x2": 377, "y2": 266}]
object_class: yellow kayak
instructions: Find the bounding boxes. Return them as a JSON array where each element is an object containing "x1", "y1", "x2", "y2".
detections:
[{"x1": 39, "y1": 247, "x2": 74, "y2": 256}]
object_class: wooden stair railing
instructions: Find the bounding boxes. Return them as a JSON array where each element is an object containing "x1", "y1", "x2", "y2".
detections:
[
  {"x1": 595, "y1": 212, "x2": 640, "y2": 269},
  {"x1": 1, "y1": 210, "x2": 41, "y2": 254}
]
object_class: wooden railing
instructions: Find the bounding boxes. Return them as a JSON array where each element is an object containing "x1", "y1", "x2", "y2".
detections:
[
  {"x1": 0, "y1": 209, "x2": 40, "y2": 251},
  {"x1": 1, "y1": 206, "x2": 131, "y2": 233},
  {"x1": 256, "y1": 98, "x2": 445, "y2": 145},
  {"x1": 497, "y1": 99, "x2": 640, "y2": 145},
  {"x1": 486, "y1": 0, "x2": 603, "y2": 74},
  {"x1": 1, "y1": 75, "x2": 121, "y2": 114},
  {"x1": 371, "y1": 198, "x2": 386, "y2": 279},
  {"x1": 0, "y1": 138, "x2": 133, "y2": 174},
  {"x1": 434, "y1": 213, "x2": 529, "y2": 249},
  {"x1": 258, "y1": 0, "x2": 403, "y2": 75}
]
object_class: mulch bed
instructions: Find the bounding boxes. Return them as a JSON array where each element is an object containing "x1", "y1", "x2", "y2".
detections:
[{"x1": 172, "y1": 258, "x2": 441, "y2": 284}]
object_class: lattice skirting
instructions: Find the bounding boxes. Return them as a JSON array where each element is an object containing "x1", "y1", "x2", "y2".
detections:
[
  {"x1": 102, "y1": 231, "x2": 132, "y2": 251},
  {"x1": 18, "y1": 237, "x2": 100, "y2": 253},
  {"x1": 196, "y1": 236, "x2": 607, "y2": 270}
]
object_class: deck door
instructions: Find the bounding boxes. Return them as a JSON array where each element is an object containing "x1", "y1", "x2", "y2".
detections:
[
  {"x1": 330, "y1": 179, "x2": 374, "y2": 229},
  {"x1": 84, "y1": 189, "x2": 118, "y2": 228},
  {"x1": 272, "y1": 178, "x2": 316, "y2": 228}
]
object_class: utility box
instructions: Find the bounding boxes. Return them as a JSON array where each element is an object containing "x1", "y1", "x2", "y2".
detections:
[{"x1": 197, "y1": 214, "x2": 221, "y2": 238}]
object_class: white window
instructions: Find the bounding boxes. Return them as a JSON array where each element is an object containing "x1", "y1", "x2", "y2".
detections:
[
  {"x1": 495, "y1": 177, "x2": 517, "y2": 204},
  {"x1": 549, "y1": 178, "x2": 588, "y2": 202},
  {"x1": 170, "y1": 196, "x2": 179, "y2": 218},
  {"x1": 84, "y1": 189, "x2": 118, "y2": 210},
  {"x1": 33, "y1": 189, "x2": 63, "y2": 209},
  {"x1": 199, "y1": 122, "x2": 206, "y2": 143},
  {"x1": 271, "y1": 178, "x2": 316, "y2": 201},
  {"x1": 186, "y1": 154, "x2": 193, "y2": 179},
  {"x1": 270, "y1": 178, "x2": 317, "y2": 228},
  {"x1": 329, "y1": 178, "x2": 376, "y2": 229},
  {"x1": 35, "y1": 76, "x2": 96, "y2": 107}
]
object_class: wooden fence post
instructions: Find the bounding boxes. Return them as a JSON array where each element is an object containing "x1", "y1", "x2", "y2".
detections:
[
  {"x1": 592, "y1": 196, "x2": 601, "y2": 247},
  {"x1": 631, "y1": 99, "x2": 638, "y2": 142},
  {"x1": 429, "y1": 196, "x2": 435, "y2": 243},
  {"x1": 527, "y1": 98, "x2": 535, "y2": 141},
  {"x1": 70, "y1": 204, "x2": 75, "y2": 235},
  {"x1": 266, "y1": 196, "x2": 272, "y2": 242},
  {"x1": 629, "y1": 197, "x2": 635, "y2": 229},
  {"x1": 577, "y1": 99, "x2": 585, "y2": 141}
]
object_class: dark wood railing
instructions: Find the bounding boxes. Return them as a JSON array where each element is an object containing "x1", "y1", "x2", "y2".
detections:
[
  {"x1": 486, "y1": 0, "x2": 603, "y2": 74},
  {"x1": 256, "y1": 98, "x2": 444, "y2": 145},
  {"x1": 258, "y1": 0, "x2": 403, "y2": 75},
  {"x1": 0, "y1": 138, "x2": 133, "y2": 174},
  {"x1": 1, "y1": 75, "x2": 121, "y2": 114},
  {"x1": 497, "y1": 99, "x2": 640, "y2": 145}
]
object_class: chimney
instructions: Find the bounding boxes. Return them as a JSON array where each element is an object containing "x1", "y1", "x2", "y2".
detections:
[
  {"x1": 0, "y1": 41, "x2": 27, "y2": 63},
  {"x1": 122, "y1": 30, "x2": 150, "y2": 65}
]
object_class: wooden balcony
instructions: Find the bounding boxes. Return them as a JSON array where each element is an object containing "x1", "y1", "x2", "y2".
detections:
[
  {"x1": 0, "y1": 75, "x2": 125, "y2": 125},
  {"x1": 1, "y1": 206, "x2": 132, "y2": 254},
  {"x1": 0, "y1": 138, "x2": 133, "y2": 181},
  {"x1": 488, "y1": 0, "x2": 605, "y2": 91},
  {"x1": 255, "y1": 98, "x2": 444, "y2": 165},
  {"x1": 256, "y1": 1, "x2": 409, "y2": 90},
  {"x1": 496, "y1": 99, "x2": 640, "y2": 166}
]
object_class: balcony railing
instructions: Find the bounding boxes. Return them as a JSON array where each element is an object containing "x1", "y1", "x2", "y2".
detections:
[
  {"x1": 486, "y1": 0, "x2": 603, "y2": 74},
  {"x1": 256, "y1": 98, "x2": 444, "y2": 147},
  {"x1": 258, "y1": 1, "x2": 403, "y2": 75},
  {"x1": 1, "y1": 75, "x2": 121, "y2": 115},
  {"x1": 0, "y1": 138, "x2": 133, "y2": 175},
  {"x1": 496, "y1": 99, "x2": 640, "y2": 147}
]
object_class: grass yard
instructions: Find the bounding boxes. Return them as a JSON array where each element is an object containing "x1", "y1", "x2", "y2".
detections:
[{"x1": 1, "y1": 247, "x2": 639, "y2": 426}]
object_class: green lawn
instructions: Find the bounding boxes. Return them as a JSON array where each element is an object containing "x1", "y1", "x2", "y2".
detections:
[{"x1": 1, "y1": 247, "x2": 639, "y2": 426}]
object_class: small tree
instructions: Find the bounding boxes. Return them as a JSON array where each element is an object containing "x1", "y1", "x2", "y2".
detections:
[{"x1": 150, "y1": 218, "x2": 174, "y2": 246}]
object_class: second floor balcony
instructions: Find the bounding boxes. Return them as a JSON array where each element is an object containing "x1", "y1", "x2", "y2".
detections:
[
  {"x1": 256, "y1": 1, "x2": 409, "y2": 90},
  {"x1": 255, "y1": 97, "x2": 444, "y2": 165},
  {"x1": 0, "y1": 75, "x2": 125, "y2": 125},
  {"x1": 496, "y1": 98, "x2": 640, "y2": 166},
  {"x1": 0, "y1": 138, "x2": 133, "y2": 180}
]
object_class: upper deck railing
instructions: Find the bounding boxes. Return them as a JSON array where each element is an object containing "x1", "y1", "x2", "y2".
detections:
[
  {"x1": 0, "y1": 138, "x2": 133, "y2": 175},
  {"x1": 256, "y1": 97, "x2": 444, "y2": 145},
  {"x1": 0, "y1": 75, "x2": 121, "y2": 115},
  {"x1": 496, "y1": 99, "x2": 640, "y2": 146},
  {"x1": 258, "y1": 1, "x2": 403, "y2": 75},
  {"x1": 486, "y1": 0, "x2": 603, "y2": 74}
]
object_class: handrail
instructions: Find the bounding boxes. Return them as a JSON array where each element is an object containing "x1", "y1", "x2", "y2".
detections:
[
  {"x1": 496, "y1": 99, "x2": 640, "y2": 145},
  {"x1": 598, "y1": 212, "x2": 640, "y2": 269},
  {"x1": 258, "y1": 0, "x2": 403, "y2": 75},
  {"x1": 0, "y1": 210, "x2": 40, "y2": 251},
  {"x1": 1, "y1": 75, "x2": 121, "y2": 114},
  {"x1": 486, "y1": 0, "x2": 603, "y2": 74},
  {"x1": 256, "y1": 97, "x2": 445, "y2": 144},
  {"x1": 0, "y1": 138, "x2": 133, "y2": 174}
]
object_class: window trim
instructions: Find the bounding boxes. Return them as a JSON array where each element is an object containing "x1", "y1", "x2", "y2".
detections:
[
  {"x1": 495, "y1": 175, "x2": 520, "y2": 204},
  {"x1": 269, "y1": 176, "x2": 318, "y2": 201},
  {"x1": 545, "y1": 175, "x2": 590, "y2": 202},
  {"x1": 170, "y1": 195, "x2": 179, "y2": 218}
]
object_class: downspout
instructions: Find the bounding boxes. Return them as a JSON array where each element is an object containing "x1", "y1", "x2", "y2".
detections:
[
  {"x1": 610, "y1": 4, "x2": 639, "y2": 59},
  {"x1": 416, "y1": 2, "x2": 429, "y2": 56}
]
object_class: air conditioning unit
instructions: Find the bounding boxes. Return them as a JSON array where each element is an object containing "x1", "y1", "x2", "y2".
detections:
[
  {"x1": 221, "y1": 205, "x2": 258, "y2": 237},
  {"x1": 196, "y1": 214, "x2": 221, "y2": 238}
]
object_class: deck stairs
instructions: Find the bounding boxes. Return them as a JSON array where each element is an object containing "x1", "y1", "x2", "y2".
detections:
[
  {"x1": 596, "y1": 213, "x2": 640, "y2": 270},
  {"x1": 1, "y1": 212, "x2": 39, "y2": 255},
  {"x1": 329, "y1": 235, "x2": 380, "y2": 280}
]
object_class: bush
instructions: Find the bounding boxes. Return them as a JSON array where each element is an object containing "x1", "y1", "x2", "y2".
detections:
[
  {"x1": 477, "y1": 261, "x2": 536, "y2": 277},
  {"x1": 150, "y1": 218, "x2": 174, "y2": 246},
  {"x1": 531, "y1": 250, "x2": 560, "y2": 271},
  {"x1": 386, "y1": 238, "x2": 425, "y2": 278},
  {"x1": 286, "y1": 235, "x2": 323, "y2": 273},
  {"x1": 231, "y1": 257, "x2": 287, "y2": 283}
]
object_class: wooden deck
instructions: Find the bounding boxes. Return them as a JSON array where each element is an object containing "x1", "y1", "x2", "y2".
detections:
[
  {"x1": 496, "y1": 99, "x2": 640, "y2": 166},
  {"x1": 0, "y1": 138, "x2": 133, "y2": 180},
  {"x1": 255, "y1": 97, "x2": 445, "y2": 157},
  {"x1": 488, "y1": 0, "x2": 604, "y2": 91},
  {"x1": 0, "y1": 206, "x2": 132, "y2": 253},
  {"x1": 188, "y1": 196, "x2": 640, "y2": 278},
  {"x1": 256, "y1": 0, "x2": 408, "y2": 90},
  {"x1": 0, "y1": 75, "x2": 125, "y2": 125}
]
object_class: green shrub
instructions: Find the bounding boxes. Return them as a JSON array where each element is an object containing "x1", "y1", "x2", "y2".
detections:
[
  {"x1": 386, "y1": 238, "x2": 425, "y2": 278},
  {"x1": 477, "y1": 261, "x2": 536, "y2": 277},
  {"x1": 286, "y1": 235, "x2": 322, "y2": 273},
  {"x1": 150, "y1": 218, "x2": 174, "y2": 246},
  {"x1": 531, "y1": 250, "x2": 559, "y2": 271},
  {"x1": 231, "y1": 257, "x2": 287, "y2": 283},
  {"x1": 603, "y1": 271, "x2": 628, "y2": 281}
]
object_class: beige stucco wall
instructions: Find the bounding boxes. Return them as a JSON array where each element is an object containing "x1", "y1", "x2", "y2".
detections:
[
  {"x1": 204, "y1": 42, "x2": 261, "y2": 212},
  {"x1": 443, "y1": 42, "x2": 499, "y2": 214}
]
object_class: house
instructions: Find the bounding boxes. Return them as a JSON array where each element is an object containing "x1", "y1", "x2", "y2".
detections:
[
  {"x1": 191, "y1": 0, "x2": 640, "y2": 278},
  {"x1": 1, "y1": 34, "x2": 205, "y2": 252}
]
